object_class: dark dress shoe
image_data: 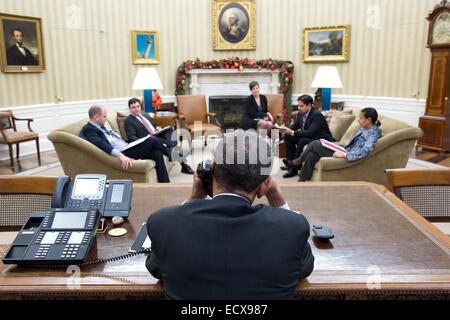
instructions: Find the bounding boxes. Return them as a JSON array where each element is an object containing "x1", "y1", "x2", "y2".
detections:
[
  {"x1": 181, "y1": 162, "x2": 194, "y2": 174},
  {"x1": 280, "y1": 165, "x2": 289, "y2": 171},
  {"x1": 282, "y1": 168, "x2": 298, "y2": 178}
]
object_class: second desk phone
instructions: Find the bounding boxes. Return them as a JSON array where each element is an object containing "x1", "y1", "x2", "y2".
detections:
[
  {"x1": 51, "y1": 174, "x2": 133, "y2": 218},
  {"x1": 3, "y1": 208, "x2": 101, "y2": 265}
]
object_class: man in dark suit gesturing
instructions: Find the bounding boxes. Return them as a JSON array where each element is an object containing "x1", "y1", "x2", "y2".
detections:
[
  {"x1": 80, "y1": 105, "x2": 169, "y2": 182},
  {"x1": 280, "y1": 94, "x2": 334, "y2": 178},
  {"x1": 6, "y1": 29, "x2": 38, "y2": 66},
  {"x1": 124, "y1": 97, "x2": 193, "y2": 174},
  {"x1": 146, "y1": 131, "x2": 314, "y2": 299}
]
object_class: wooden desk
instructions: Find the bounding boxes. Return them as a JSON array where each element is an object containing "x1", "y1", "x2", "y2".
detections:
[{"x1": 1, "y1": 182, "x2": 450, "y2": 300}]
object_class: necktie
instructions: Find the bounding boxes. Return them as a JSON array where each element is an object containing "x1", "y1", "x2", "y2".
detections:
[
  {"x1": 302, "y1": 115, "x2": 307, "y2": 129},
  {"x1": 139, "y1": 114, "x2": 155, "y2": 135}
]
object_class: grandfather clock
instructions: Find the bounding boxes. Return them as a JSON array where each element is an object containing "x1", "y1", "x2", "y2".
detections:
[{"x1": 417, "y1": 0, "x2": 450, "y2": 152}]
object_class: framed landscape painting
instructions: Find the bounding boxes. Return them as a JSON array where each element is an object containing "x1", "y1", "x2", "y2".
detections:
[{"x1": 303, "y1": 25, "x2": 350, "y2": 63}]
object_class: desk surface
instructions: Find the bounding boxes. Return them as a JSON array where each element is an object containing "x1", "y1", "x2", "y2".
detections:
[{"x1": 1, "y1": 182, "x2": 450, "y2": 300}]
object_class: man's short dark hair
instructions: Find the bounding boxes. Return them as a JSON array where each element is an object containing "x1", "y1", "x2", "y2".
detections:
[
  {"x1": 88, "y1": 105, "x2": 104, "y2": 119},
  {"x1": 128, "y1": 97, "x2": 141, "y2": 108},
  {"x1": 297, "y1": 94, "x2": 314, "y2": 106},
  {"x1": 213, "y1": 130, "x2": 273, "y2": 193}
]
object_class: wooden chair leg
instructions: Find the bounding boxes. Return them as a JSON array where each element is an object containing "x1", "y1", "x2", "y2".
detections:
[
  {"x1": 35, "y1": 138, "x2": 41, "y2": 165},
  {"x1": 7, "y1": 144, "x2": 14, "y2": 169},
  {"x1": 16, "y1": 143, "x2": 20, "y2": 160}
]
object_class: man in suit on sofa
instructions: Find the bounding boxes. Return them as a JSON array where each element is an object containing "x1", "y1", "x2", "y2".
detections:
[
  {"x1": 280, "y1": 94, "x2": 334, "y2": 178},
  {"x1": 145, "y1": 131, "x2": 314, "y2": 299},
  {"x1": 124, "y1": 97, "x2": 193, "y2": 174},
  {"x1": 80, "y1": 105, "x2": 170, "y2": 182}
]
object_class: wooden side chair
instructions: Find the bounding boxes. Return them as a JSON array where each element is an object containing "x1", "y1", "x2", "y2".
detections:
[
  {"x1": 385, "y1": 168, "x2": 450, "y2": 222},
  {"x1": 0, "y1": 110, "x2": 41, "y2": 170}
]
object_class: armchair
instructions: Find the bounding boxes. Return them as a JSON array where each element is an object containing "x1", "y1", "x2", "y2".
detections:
[
  {"x1": 0, "y1": 110, "x2": 41, "y2": 170},
  {"x1": 176, "y1": 95, "x2": 223, "y2": 146},
  {"x1": 266, "y1": 94, "x2": 284, "y2": 124}
]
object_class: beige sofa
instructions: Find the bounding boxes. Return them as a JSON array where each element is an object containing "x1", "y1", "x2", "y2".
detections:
[
  {"x1": 309, "y1": 109, "x2": 423, "y2": 186},
  {"x1": 48, "y1": 111, "x2": 174, "y2": 183}
]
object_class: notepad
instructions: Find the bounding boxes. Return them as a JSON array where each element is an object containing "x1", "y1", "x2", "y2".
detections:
[
  {"x1": 123, "y1": 135, "x2": 150, "y2": 150},
  {"x1": 320, "y1": 139, "x2": 347, "y2": 155}
]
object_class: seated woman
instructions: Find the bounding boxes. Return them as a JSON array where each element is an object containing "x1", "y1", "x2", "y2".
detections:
[
  {"x1": 240, "y1": 81, "x2": 274, "y2": 132},
  {"x1": 293, "y1": 107, "x2": 382, "y2": 181}
]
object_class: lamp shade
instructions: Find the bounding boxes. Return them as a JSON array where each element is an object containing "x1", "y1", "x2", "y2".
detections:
[
  {"x1": 311, "y1": 66, "x2": 343, "y2": 88},
  {"x1": 132, "y1": 67, "x2": 163, "y2": 90}
]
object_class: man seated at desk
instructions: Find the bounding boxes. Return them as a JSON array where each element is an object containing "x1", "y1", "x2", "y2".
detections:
[
  {"x1": 145, "y1": 130, "x2": 315, "y2": 299},
  {"x1": 124, "y1": 97, "x2": 194, "y2": 175}
]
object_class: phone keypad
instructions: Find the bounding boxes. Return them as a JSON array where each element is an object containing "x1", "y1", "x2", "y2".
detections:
[
  {"x1": 34, "y1": 245, "x2": 50, "y2": 259},
  {"x1": 61, "y1": 244, "x2": 80, "y2": 259}
]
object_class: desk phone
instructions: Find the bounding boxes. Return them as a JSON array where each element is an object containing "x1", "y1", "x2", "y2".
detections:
[
  {"x1": 52, "y1": 174, "x2": 133, "y2": 218},
  {"x1": 3, "y1": 208, "x2": 101, "y2": 266}
]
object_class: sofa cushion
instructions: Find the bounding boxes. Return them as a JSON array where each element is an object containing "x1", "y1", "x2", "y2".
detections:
[
  {"x1": 116, "y1": 111, "x2": 128, "y2": 141},
  {"x1": 378, "y1": 117, "x2": 410, "y2": 136},
  {"x1": 328, "y1": 114, "x2": 355, "y2": 141},
  {"x1": 338, "y1": 118, "x2": 361, "y2": 147}
]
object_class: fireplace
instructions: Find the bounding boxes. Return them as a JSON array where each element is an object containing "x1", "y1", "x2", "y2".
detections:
[{"x1": 209, "y1": 96, "x2": 247, "y2": 129}]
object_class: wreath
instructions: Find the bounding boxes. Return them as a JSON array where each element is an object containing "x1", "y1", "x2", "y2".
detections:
[{"x1": 175, "y1": 57, "x2": 294, "y2": 122}]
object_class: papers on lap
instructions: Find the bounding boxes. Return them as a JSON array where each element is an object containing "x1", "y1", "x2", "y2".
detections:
[
  {"x1": 320, "y1": 139, "x2": 347, "y2": 155},
  {"x1": 123, "y1": 135, "x2": 150, "y2": 150},
  {"x1": 153, "y1": 126, "x2": 171, "y2": 136}
]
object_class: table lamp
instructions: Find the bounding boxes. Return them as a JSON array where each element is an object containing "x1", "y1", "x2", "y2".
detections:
[
  {"x1": 311, "y1": 66, "x2": 343, "y2": 112},
  {"x1": 132, "y1": 67, "x2": 163, "y2": 113}
]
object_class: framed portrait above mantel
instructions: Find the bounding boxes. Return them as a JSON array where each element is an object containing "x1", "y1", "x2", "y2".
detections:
[
  {"x1": 212, "y1": 0, "x2": 256, "y2": 51},
  {"x1": 0, "y1": 13, "x2": 45, "y2": 73},
  {"x1": 131, "y1": 30, "x2": 160, "y2": 64},
  {"x1": 303, "y1": 25, "x2": 350, "y2": 63}
]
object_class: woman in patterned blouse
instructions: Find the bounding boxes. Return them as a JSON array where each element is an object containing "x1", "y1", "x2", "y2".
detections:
[{"x1": 293, "y1": 107, "x2": 382, "y2": 181}]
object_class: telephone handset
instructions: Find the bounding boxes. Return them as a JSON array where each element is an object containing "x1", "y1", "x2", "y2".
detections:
[
  {"x1": 52, "y1": 174, "x2": 132, "y2": 218},
  {"x1": 51, "y1": 176, "x2": 71, "y2": 208},
  {"x1": 196, "y1": 160, "x2": 214, "y2": 197}
]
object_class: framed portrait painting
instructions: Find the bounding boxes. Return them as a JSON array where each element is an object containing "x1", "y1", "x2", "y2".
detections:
[
  {"x1": 0, "y1": 13, "x2": 45, "y2": 72},
  {"x1": 131, "y1": 30, "x2": 160, "y2": 64},
  {"x1": 212, "y1": 0, "x2": 256, "y2": 51},
  {"x1": 303, "y1": 25, "x2": 350, "y2": 63}
]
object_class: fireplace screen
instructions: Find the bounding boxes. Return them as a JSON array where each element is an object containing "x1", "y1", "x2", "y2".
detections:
[{"x1": 208, "y1": 96, "x2": 247, "y2": 129}]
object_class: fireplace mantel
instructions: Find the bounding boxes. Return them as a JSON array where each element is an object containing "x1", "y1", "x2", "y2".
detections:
[{"x1": 186, "y1": 69, "x2": 280, "y2": 110}]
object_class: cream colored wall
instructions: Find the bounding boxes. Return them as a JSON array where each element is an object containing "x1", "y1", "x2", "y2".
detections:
[{"x1": 0, "y1": 0, "x2": 437, "y2": 107}]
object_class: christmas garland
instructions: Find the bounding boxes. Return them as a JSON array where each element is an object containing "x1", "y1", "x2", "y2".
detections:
[{"x1": 175, "y1": 57, "x2": 294, "y2": 122}]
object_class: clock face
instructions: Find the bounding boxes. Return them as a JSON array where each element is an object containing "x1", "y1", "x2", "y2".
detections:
[{"x1": 432, "y1": 12, "x2": 450, "y2": 44}]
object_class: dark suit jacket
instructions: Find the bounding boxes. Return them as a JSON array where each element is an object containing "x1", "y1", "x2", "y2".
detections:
[
  {"x1": 240, "y1": 94, "x2": 268, "y2": 130},
  {"x1": 6, "y1": 45, "x2": 37, "y2": 65},
  {"x1": 79, "y1": 122, "x2": 115, "y2": 155},
  {"x1": 289, "y1": 108, "x2": 334, "y2": 141},
  {"x1": 146, "y1": 195, "x2": 315, "y2": 300},
  {"x1": 124, "y1": 113, "x2": 157, "y2": 142}
]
